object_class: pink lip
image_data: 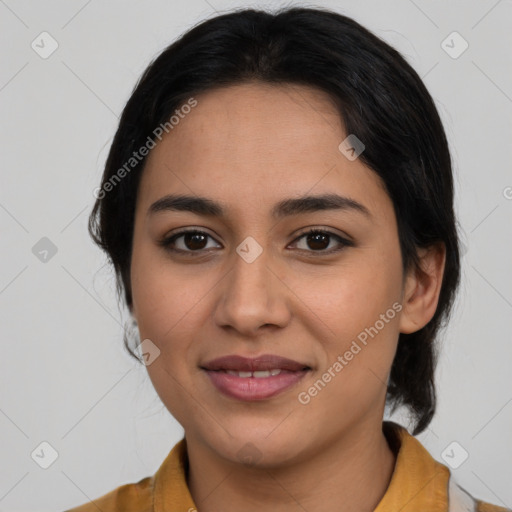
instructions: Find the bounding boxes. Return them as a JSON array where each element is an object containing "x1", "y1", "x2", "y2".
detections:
[{"x1": 201, "y1": 354, "x2": 311, "y2": 401}]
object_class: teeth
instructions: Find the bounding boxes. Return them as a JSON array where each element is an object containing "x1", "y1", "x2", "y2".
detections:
[
  {"x1": 225, "y1": 369, "x2": 283, "y2": 378},
  {"x1": 253, "y1": 370, "x2": 271, "y2": 378}
]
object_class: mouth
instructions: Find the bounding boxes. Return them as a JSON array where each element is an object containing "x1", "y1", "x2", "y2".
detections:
[{"x1": 200, "y1": 354, "x2": 311, "y2": 401}]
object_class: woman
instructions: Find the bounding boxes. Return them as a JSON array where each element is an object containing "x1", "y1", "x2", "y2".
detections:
[{"x1": 66, "y1": 6, "x2": 509, "y2": 512}]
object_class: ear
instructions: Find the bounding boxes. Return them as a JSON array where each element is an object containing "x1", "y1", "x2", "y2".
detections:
[{"x1": 399, "y1": 243, "x2": 446, "y2": 334}]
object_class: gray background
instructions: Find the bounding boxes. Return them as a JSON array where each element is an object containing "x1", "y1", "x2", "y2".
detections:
[{"x1": 1, "y1": 0, "x2": 511, "y2": 510}]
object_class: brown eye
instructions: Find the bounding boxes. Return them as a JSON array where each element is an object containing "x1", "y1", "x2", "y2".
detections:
[
  {"x1": 159, "y1": 229, "x2": 221, "y2": 254},
  {"x1": 159, "y1": 227, "x2": 353, "y2": 257},
  {"x1": 291, "y1": 229, "x2": 353, "y2": 254},
  {"x1": 180, "y1": 232, "x2": 208, "y2": 250},
  {"x1": 305, "y1": 231, "x2": 330, "y2": 250}
]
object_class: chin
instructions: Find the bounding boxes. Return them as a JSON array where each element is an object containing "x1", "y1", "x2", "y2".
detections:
[{"x1": 208, "y1": 427, "x2": 308, "y2": 469}]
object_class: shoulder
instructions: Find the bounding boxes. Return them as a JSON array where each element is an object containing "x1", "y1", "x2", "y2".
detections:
[
  {"x1": 383, "y1": 422, "x2": 510, "y2": 512},
  {"x1": 444, "y1": 447, "x2": 510, "y2": 512},
  {"x1": 475, "y1": 500, "x2": 512, "y2": 512},
  {"x1": 63, "y1": 438, "x2": 190, "y2": 512},
  {"x1": 63, "y1": 475, "x2": 154, "y2": 512}
]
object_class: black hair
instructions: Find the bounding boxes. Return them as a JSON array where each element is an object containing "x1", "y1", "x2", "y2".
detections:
[{"x1": 89, "y1": 6, "x2": 461, "y2": 435}]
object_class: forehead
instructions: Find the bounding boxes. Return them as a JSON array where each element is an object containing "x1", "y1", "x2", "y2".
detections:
[{"x1": 138, "y1": 82, "x2": 388, "y2": 219}]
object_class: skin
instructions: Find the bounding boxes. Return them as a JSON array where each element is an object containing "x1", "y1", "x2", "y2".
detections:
[{"x1": 130, "y1": 82, "x2": 446, "y2": 512}]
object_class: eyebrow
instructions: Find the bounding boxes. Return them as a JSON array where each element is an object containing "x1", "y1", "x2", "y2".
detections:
[{"x1": 147, "y1": 193, "x2": 372, "y2": 219}]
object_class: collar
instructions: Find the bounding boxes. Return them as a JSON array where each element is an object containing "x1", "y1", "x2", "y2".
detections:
[
  {"x1": 153, "y1": 421, "x2": 451, "y2": 512},
  {"x1": 153, "y1": 436, "x2": 195, "y2": 511},
  {"x1": 375, "y1": 421, "x2": 450, "y2": 511}
]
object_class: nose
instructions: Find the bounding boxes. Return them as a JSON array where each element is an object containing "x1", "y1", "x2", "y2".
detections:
[{"x1": 213, "y1": 243, "x2": 291, "y2": 337}]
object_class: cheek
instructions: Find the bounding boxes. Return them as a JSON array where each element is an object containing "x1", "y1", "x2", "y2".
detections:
[
  {"x1": 131, "y1": 256, "x2": 208, "y2": 424},
  {"x1": 286, "y1": 253, "x2": 402, "y2": 340},
  {"x1": 131, "y1": 243, "x2": 206, "y2": 340},
  {"x1": 287, "y1": 252, "x2": 402, "y2": 398}
]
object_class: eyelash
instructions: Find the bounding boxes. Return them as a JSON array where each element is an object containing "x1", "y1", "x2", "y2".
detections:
[{"x1": 158, "y1": 228, "x2": 353, "y2": 257}]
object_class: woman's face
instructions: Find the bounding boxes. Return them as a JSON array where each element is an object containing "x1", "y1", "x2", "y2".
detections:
[{"x1": 130, "y1": 82, "x2": 420, "y2": 466}]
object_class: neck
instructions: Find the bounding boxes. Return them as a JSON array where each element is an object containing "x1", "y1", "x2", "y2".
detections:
[{"x1": 186, "y1": 420, "x2": 397, "y2": 512}]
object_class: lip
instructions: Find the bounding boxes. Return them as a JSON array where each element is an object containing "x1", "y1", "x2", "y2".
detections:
[
  {"x1": 201, "y1": 354, "x2": 311, "y2": 401},
  {"x1": 201, "y1": 354, "x2": 310, "y2": 372}
]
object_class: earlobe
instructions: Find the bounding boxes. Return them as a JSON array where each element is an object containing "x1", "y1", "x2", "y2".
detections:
[{"x1": 399, "y1": 243, "x2": 446, "y2": 334}]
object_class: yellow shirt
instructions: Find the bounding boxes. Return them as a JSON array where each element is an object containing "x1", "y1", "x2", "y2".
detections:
[{"x1": 65, "y1": 421, "x2": 510, "y2": 512}]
